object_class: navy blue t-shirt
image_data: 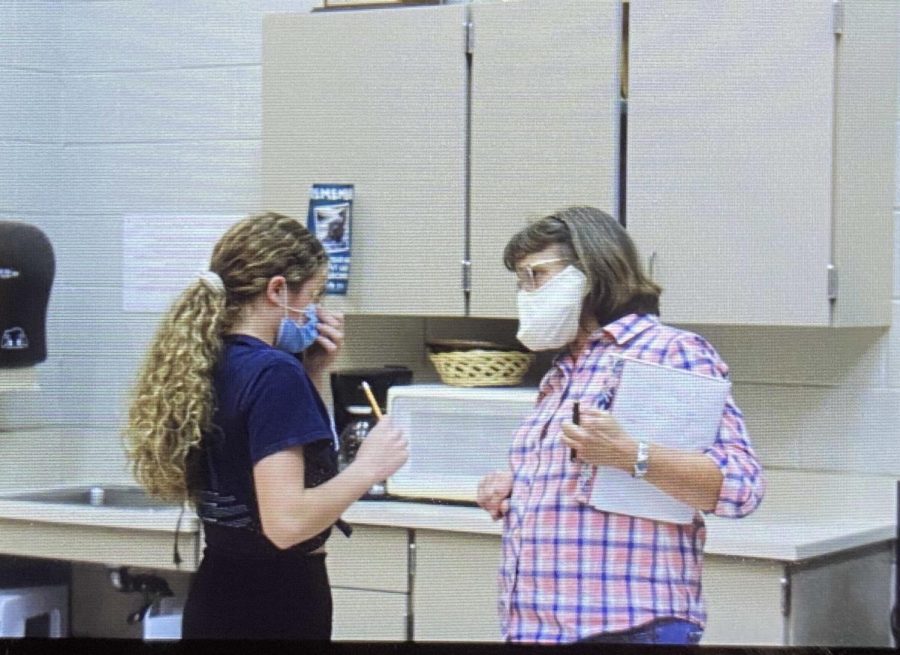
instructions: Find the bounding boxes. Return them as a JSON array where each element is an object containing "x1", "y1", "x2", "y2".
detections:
[{"x1": 190, "y1": 334, "x2": 340, "y2": 551}]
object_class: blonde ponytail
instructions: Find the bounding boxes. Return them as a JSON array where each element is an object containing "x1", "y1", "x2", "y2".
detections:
[
  {"x1": 124, "y1": 279, "x2": 225, "y2": 502},
  {"x1": 123, "y1": 212, "x2": 327, "y2": 503}
]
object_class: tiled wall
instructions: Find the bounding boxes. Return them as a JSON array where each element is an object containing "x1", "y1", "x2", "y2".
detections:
[{"x1": 1, "y1": 1, "x2": 899, "y2": 487}]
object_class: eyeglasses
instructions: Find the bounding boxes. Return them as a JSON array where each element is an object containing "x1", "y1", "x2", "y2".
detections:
[{"x1": 514, "y1": 257, "x2": 572, "y2": 292}]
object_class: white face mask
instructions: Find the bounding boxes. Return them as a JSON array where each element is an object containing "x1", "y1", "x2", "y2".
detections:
[{"x1": 516, "y1": 265, "x2": 587, "y2": 351}]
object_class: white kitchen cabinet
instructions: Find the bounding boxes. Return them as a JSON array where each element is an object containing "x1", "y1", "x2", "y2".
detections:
[
  {"x1": 262, "y1": 0, "x2": 621, "y2": 319},
  {"x1": 407, "y1": 528, "x2": 894, "y2": 647},
  {"x1": 466, "y1": 0, "x2": 620, "y2": 318},
  {"x1": 703, "y1": 543, "x2": 895, "y2": 647},
  {"x1": 411, "y1": 529, "x2": 502, "y2": 642},
  {"x1": 331, "y1": 588, "x2": 408, "y2": 641},
  {"x1": 326, "y1": 524, "x2": 411, "y2": 641},
  {"x1": 626, "y1": 0, "x2": 898, "y2": 326},
  {"x1": 263, "y1": 5, "x2": 468, "y2": 316},
  {"x1": 265, "y1": 0, "x2": 896, "y2": 327}
]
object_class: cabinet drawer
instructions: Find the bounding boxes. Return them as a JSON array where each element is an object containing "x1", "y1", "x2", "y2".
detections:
[
  {"x1": 326, "y1": 524, "x2": 409, "y2": 593},
  {"x1": 332, "y1": 587, "x2": 407, "y2": 641}
]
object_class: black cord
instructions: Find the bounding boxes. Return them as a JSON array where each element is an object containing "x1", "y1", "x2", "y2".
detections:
[{"x1": 172, "y1": 504, "x2": 185, "y2": 568}]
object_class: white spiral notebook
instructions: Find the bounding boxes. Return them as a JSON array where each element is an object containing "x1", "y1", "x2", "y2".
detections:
[{"x1": 587, "y1": 355, "x2": 731, "y2": 524}]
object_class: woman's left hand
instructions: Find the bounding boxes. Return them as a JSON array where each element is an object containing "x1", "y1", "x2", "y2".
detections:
[
  {"x1": 303, "y1": 307, "x2": 345, "y2": 379},
  {"x1": 560, "y1": 406, "x2": 637, "y2": 472}
]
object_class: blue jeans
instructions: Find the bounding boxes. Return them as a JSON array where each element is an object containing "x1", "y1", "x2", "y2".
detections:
[{"x1": 579, "y1": 617, "x2": 703, "y2": 645}]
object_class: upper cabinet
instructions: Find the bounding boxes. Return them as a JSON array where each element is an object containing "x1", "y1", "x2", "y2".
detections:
[
  {"x1": 263, "y1": 0, "x2": 621, "y2": 318},
  {"x1": 263, "y1": 6, "x2": 468, "y2": 316},
  {"x1": 263, "y1": 0, "x2": 897, "y2": 326},
  {"x1": 627, "y1": 0, "x2": 898, "y2": 326},
  {"x1": 467, "y1": 1, "x2": 621, "y2": 318}
]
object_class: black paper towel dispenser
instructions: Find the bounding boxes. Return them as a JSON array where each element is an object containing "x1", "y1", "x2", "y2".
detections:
[{"x1": 0, "y1": 221, "x2": 55, "y2": 367}]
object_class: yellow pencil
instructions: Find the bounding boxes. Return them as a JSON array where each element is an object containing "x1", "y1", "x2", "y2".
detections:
[{"x1": 360, "y1": 380, "x2": 383, "y2": 420}]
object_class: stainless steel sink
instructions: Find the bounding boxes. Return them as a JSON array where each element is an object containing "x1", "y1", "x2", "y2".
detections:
[{"x1": 2, "y1": 485, "x2": 177, "y2": 510}]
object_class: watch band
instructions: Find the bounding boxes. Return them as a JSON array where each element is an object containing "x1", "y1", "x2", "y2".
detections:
[{"x1": 632, "y1": 441, "x2": 650, "y2": 479}]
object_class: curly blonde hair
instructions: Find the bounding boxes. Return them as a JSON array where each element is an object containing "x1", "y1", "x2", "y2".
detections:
[{"x1": 124, "y1": 212, "x2": 327, "y2": 503}]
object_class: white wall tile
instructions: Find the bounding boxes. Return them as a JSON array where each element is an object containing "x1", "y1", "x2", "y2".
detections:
[
  {"x1": 0, "y1": 2, "x2": 61, "y2": 72},
  {"x1": 674, "y1": 323, "x2": 888, "y2": 388},
  {"x1": 63, "y1": 67, "x2": 260, "y2": 143},
  {"x1": 60, "y1": 0, "x2": 319, "y2": 72},
  {"x1": 797, "y1": 387, "x2": 900, "y2": 476},
  {"x1": 59, "y1": 141, "x2": 260, "y2": 213},
  {"x1": 727, "y1": 382, "x2": 803, "y2": 469},
  {"x1": 0, "y1": 144, "x2": 61, "y2": 214},
  {"x1": 0, "y1": 430, "x2": 82, "y2": 493},
  {"x1": 73, "y1": 427, "x2": 133, "y2": 486},
  {"x1": 29, "y1": 213, "x2": 120, "y2": 283},
  {"x1": 0, "y1": 69, "x2": 60, "y2": 142}
]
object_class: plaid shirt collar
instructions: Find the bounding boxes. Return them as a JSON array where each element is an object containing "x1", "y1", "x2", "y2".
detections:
[
  {"x1": 550, "y1": 313, "x2": 660, "y2": 369},
  {"x1": 598, "y1": 312, "x2": 659, "y2": 346}
]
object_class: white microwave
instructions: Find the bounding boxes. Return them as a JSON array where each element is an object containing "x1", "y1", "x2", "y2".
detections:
[{"x1": 385, "y1": 383, "x2": 538, "y2": 503}]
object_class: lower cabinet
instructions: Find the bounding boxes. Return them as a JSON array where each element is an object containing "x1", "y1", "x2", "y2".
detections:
[
  {"x1": 703, "y1": 542, "x2": 895, "y2": 647},
  {"x1": 326, "y1": 524, "x2": 411, "y2": 642},
  {"x1": 331, "y1": 588, "x2": 407, "y2": 641},
  {"x1": 412, "y1": 529, "x2": 502, "y2": 642},
  {"x1": 0, "y1": 521, "x2": 891, "y2": 645},
  {"x1": 396, "y1": 527, "x2": 893, "y2": 647}
]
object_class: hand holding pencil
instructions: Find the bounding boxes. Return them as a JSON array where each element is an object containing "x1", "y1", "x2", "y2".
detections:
[{"x1": 353, "y1": 381, "x2": 407, "y2": 484}]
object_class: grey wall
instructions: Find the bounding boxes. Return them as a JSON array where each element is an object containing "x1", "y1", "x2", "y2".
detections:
[{"x1": 0, "y1": 0, "x2": 899, "y2": 489}]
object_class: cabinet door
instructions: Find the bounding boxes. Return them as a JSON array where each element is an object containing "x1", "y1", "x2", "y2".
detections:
[
  {"x1": 326, "y1": 524, "x2": 409, "y2": 593},
  {"x1": 702, "y1": 555, "x2": 786, "y2": 645},
  {"x1": 332, "y1": 588, "x2": 408, "y2": 641},
  {"x1": 468, "y1": 0, "x2": 622, "y2": 318},
  {"x1": 627, "y1": 1, "x2": 835, "y2": 325},
  {"x1": 412, "y1": 530, "x2": 502, "y2": 642},
  {"x1": 263, "y1": 7, "x2": 467, "y2": 316}
]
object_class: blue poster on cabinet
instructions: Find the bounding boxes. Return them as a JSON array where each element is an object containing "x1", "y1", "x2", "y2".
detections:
[{"x1": 308, "y1": 184, "x2": 353, "y2": 295}]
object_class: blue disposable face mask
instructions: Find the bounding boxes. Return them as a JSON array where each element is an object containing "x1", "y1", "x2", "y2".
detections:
[{"x1": 274, "y1": 291, "x2": 319, "y2": 354}]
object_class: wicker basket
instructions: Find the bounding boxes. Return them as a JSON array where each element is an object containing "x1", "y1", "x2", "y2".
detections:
[{"x1": 426, "y1": 340, "x2": 534, "y2": 387}]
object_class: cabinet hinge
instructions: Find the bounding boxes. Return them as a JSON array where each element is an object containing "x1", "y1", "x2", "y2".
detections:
[
  {"x1": 462, "y1": 259, "x2": 472, "y2": 293},
  {"x1": 827, "y1": 264, "x2": 838, "y2": 301},
  {"x1": 832, "y1": 0, "x2": 844, "y2": 35},
  {"x1": 466, "y1": 20, "x2": 474, "y2": 54},
  {"x1": 780, "y1": 573, "x2": 791, "y2": 618}
]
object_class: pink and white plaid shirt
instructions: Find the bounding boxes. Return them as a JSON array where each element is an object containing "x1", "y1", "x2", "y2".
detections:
[{"x1": 499, "y1": 314, "x2": 765, "y2": 643}]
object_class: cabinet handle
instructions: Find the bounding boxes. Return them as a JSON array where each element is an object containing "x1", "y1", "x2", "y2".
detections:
[{"x1": 647, "y1": 252, "x2": 657, "y2": 280}]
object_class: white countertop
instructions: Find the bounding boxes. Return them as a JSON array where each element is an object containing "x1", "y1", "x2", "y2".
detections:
[
  {"x1": 0, "y1": 482, "x2": 197, "y2": 533},
  {"x1": 0, "y1": 469, "x2": 893, "y2": 563},
  {"x1": 0, "y1": 498, "x2": 195, "y2": 533},
  {"x1": 343, "y1": 468, "x2": 897, "y2": 562}
]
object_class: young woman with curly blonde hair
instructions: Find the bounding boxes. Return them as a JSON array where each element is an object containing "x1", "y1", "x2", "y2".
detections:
[{"x1": 124, "y1": 212, "x2": 408, "y2": 640}]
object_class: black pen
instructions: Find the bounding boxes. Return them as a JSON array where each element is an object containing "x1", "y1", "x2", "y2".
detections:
[{"x1": 570, "y1": 401, "x2": 580, "y2": 461}]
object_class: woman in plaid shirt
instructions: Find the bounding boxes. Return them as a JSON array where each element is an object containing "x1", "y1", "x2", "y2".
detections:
[{"x1": 476, "y1": 206, "x2": 765, "y2": 645}]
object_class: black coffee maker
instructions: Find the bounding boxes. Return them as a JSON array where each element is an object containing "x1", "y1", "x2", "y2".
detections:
[
  {"x1": 330, "y1": 366, "x2": 413, "y2": 436},
  {"x1": 330, "y1": 366, "x2": 412, "y2": 498}
]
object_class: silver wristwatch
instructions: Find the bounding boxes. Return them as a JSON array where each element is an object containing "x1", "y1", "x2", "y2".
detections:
[{"x1": 632, "y1": 441, "x2": 650, "y2": 479}]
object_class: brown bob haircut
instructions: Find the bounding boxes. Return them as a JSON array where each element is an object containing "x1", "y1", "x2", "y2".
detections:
[{"x1": 503, "y1": 206, "x2": 661, "y2": 327}]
